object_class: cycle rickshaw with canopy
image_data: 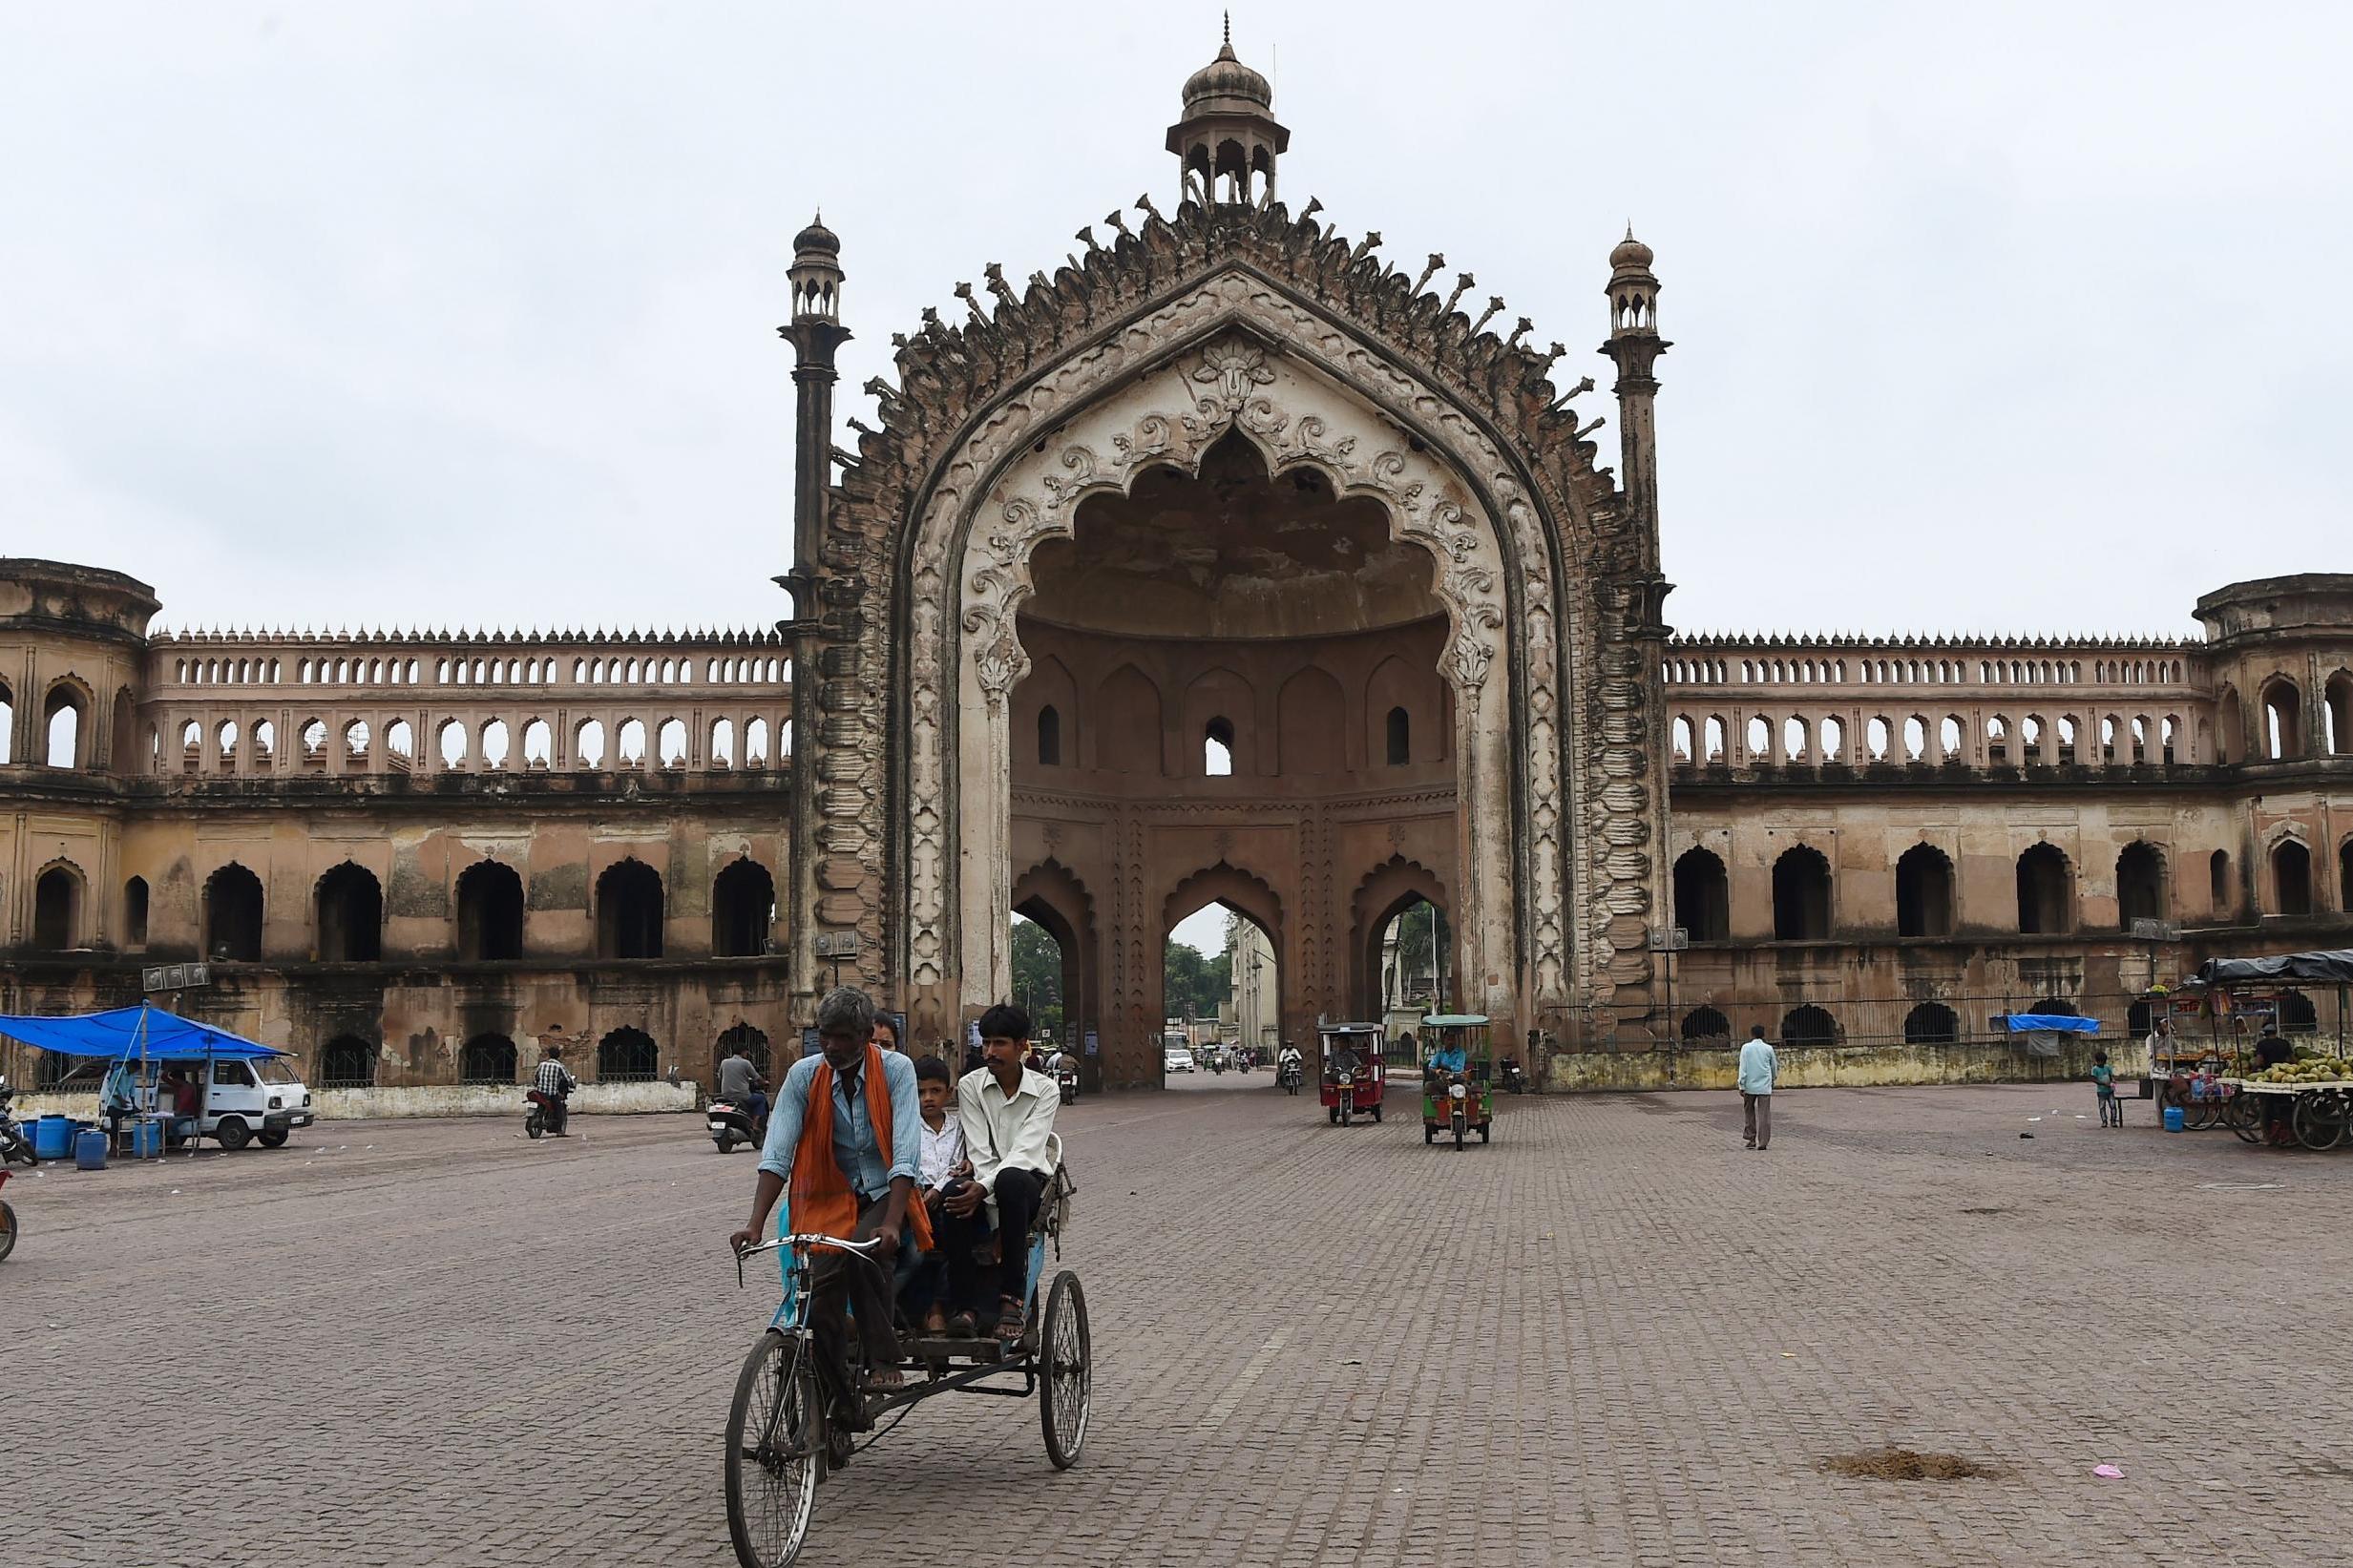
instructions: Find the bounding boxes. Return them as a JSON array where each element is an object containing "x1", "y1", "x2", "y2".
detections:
[{"x1": 724, "y1": 1135, "x2": 1090, "y2": 1568}]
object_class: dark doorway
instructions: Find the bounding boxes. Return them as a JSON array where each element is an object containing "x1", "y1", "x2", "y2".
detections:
[
  {"x1": 461, "y1": 1035, "x2": 517, "y2": 1084},
  {"x1": 1780, "y1": 1005, "x2": 1837, "y2": 1045},
  {"x1": 1903, "y1": 1003, "x2": 1959, "y2": 1044},
  {"x1": 123, "y1": 876, "x2": 149, "y2": 948},
  {"x1": 456, "y1": 860, "x2": 525, "y2": 960},
  {"x1": 2116, "y1": 842, "x2": 2167, "y2": 929},
  {"x1": 716, "y1": 1022, "x2": 771, "y2": 1085},
  {"x1": 318, "y1": 1035, "x2": 377, "y2": 1088},
  {"x1": 599, "y1": 1027, "x2": 659, "y2": 1082},
  {"x1": 1894, "y1": 844, "x2": 1953, "y2": 938},
  {"x1": 204, "y1": 864, "x2": 265, "y2": 961},
  {"x1": 1673, "y1": 848, "x2": 1730, "y2": 942},
  {"x1": 711, "y1": 858, "x2": 776, "y2": 957},
  {"x1": 2015, "y1": 845, "x2": 2073, "y2": 934},
  {"x1": 1771, "y1": 847, "x2": 1832, "y2": 941},
  {"x1": 315, "y1": 863, "x2": 384, "y2": 962},
  {"x1": 2273, "y1": 840, "x2": 2314, "y2": 916},
  {"x1": 32, "y1": 867, "x2": 80, "y2": 950},
  {"x1": 597, "y1": 860, "x2": 665, "y2": 959}
]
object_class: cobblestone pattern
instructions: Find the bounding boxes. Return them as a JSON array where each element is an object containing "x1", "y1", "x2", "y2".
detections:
[{"x1": 11, "y1": 1077, "x2": 2351, "y2": 1566}]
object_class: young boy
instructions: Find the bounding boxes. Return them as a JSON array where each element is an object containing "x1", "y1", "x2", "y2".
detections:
[
  {"x1": 2091, "y1": 1050, "x2": 2120, "y2": 1127},
  {"x1": 899, "y1": 1056, "x2": 974, "y2": 1334}
]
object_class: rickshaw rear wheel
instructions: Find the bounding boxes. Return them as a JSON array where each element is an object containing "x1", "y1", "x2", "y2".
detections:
[
  {"x1": 0, "y1": 1200, "x2": 16, "y2": 1263},
  {"x1": 1478, "y1": 1125, "x2": 1490, "y2": 1143},
  {"x1": 1040, "y1": 1270, "x2": 1092, "y2": 1470},
  {"x1": 1423, "y1": 1126, "x2": 1434, "y2": 1144},
  {"x1": 726, "y1": 1328, "x2": 820, "y2": 1568},
  {"x1": 1370, "y1": 1105, "x2": 1382, "y2": 1123},
  {"x1": 1327, "y1": 1108, "x2": 1338, "y2": 1125}
]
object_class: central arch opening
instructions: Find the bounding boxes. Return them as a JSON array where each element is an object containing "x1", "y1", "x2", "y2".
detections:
[{"x1": 1007, "y1": 428, "x2": 1461, "y2": 1087}]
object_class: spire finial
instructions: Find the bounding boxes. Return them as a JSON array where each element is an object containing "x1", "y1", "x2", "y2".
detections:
[
  {"x1": 1224, "y1": 10, "x2": 1231, "y2": 49},
  {"x1": 1625, "y1": 220, "x2": 1634, "y2": 240}
]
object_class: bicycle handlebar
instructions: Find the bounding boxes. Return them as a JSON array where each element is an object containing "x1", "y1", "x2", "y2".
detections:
[{"x1": 732, "y1": 1230, "x2": 890, "y2": 1289}]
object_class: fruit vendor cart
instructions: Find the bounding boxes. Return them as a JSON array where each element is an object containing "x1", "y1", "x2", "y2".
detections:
[{"x1": 2192, "y1": 951, "x2": 2353, "y2": 1151}]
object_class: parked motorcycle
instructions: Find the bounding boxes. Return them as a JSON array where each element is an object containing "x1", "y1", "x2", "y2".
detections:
[
  {"x1": 1055, "y1": 1062, "x2": 1079, "y2": 1106},
  {"x1": 0, "y1": 1080, "x2": 36, "y2": 1167},
  {"x1": 524, "y1": 1087, "x2": 566, "y2": 1139},
  {"x1": 0, "y1": 1168, "x2": 15, "y2": 1263},
  {"x1": 706, "y1": 1098, "x2": 764, "y2": 1153},
  {"x1": 1499, "y1": 1057, "x2": 1529, "y2": 1096}
]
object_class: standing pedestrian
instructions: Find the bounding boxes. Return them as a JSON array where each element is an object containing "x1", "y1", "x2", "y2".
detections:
[
  {"x1": 1737, "y1": 1025, "x2": 1777, "y2": 1151},
  {"x1": 2091, "y1": 1050, "x2": 2120, "y2": 1127}
]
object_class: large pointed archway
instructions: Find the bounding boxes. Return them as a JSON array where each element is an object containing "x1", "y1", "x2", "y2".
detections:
[{"x1": 793, "y1": 163, "x2": 1673, "y2": 1075}]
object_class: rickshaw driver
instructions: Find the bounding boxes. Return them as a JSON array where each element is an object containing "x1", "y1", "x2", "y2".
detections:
[
  {"x1": 729, "y1": 986, "x2": 931, "y2": 1421},
  {"x1": 1425, "y1": 1033, "x2": 1467, "y2": 1077}
]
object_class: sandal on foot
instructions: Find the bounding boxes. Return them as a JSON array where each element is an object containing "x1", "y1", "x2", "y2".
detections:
[
  {"x1": 861, "y1": 1366, "x2": 904, "y2": 1391},
  {"x1": 994, "y1": 1301, "x2": 1026, "y2": 1341},
  {"x1": 946, "y1": 1311, "x2": 977, "y2": 1338},
  {"x1": 922, "y1": 1306, "x2": 949, "y2": 1335}
]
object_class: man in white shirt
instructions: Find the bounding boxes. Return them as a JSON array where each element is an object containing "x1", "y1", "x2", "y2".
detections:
[
  {"x1": 944, "y1": 1003, "x2": 1060, "y2": 1341},
  {"x1": 1737, "y1": 1025, "x2": 1778, "y2": 1151}
]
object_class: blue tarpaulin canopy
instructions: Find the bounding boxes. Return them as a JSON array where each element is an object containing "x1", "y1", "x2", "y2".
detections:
[
  {"x1": 0, "y1": 1006, "x2": 285, "y2": 1060},
  {"x1": 1997, "y1": 1014, "x2": 2102, "y2": 1035}
]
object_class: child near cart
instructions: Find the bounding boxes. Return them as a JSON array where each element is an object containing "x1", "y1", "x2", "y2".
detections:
[{"x1": 2091, "y1": 1051, "x2": 2121, "y2": 1127}]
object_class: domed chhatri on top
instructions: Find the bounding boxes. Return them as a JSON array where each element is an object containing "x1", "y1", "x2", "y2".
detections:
[
  {"x1": 793, "y1": 212, "x2": 841, "y2": 258},
  {"x1": 1166, "y1": 18, "x2": 1289, "y2": 206},
  {"x1": 1609, "y1": 224, "x2": 1654, "y2": 272},
  {"x1": 1182, "y1": 19, "x2": 1272, "y2": 112}
]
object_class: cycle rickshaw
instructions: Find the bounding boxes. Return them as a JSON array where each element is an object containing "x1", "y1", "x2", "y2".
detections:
[{"x1": 724, "y1": 1137, "x2": 1089, "y2": 1567}]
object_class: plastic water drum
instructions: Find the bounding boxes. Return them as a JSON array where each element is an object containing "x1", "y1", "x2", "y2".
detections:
[
  {"x1": 33, "y1": 1116, "x2": 73, "y2": 1160},
  {"x1": 2162, "y1": 1105, "x2": 2185, "y2": 1134},
  {"x1": 73, "y1": 1128, "x2": 108, "y2": 1170},
  {"x1": 126, "y1": 1119, "x2": 163, "y2": 1159}
]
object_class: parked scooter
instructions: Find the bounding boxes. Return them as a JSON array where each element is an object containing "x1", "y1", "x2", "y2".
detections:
[
  {"x1": 1499, "y1": 1057, "x2": 1529, "y2": 1095},
  {"x1": 706, "y1": 1098, "x2": 764, "y2": 1153},
  {"x1": 0, "y1": 1167, "x2": 16, "y2": 1263},
  {"x1": 1055, "y1": 1061, "x2": 1079, "y2": 1106},
  {"x1": 524, "y1": 1087, "x2": 567, "y2": 1139},
  {"x1": 0, "y1": 1080, "x2": 36, "y2": 1166}
]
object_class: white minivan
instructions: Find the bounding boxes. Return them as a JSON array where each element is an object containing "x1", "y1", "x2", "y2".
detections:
[{"x1": 137, "y1": 1056, "x2": 317, "y2": 1149}]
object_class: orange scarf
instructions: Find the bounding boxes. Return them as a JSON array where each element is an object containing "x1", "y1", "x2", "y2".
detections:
[{"x1": 790, "y1": 1045, "x2": 935, "y2": 1253}]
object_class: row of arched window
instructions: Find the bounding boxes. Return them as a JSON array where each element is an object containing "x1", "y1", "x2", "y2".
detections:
[
  {"x1": 0, "y1": 680, "x2": 136, "y2": 770},
  {"x1": 1676, "y1": 991, "x2": 2323, "y2": 1050},
  {"x1": 167, "y1": 651, "x2": 788, "y2": 689},
  {"x1": 1672, "y1": 710, "x2": 2195, "y2": 768},
  {"x1": 18, "y1": 856, "x2": 779, "y2": 961},
  {"x1": 1671, "y1": 837, "x2": 2353, "y2": 943},
  {"x1": 304, "y1": 1021, "x2": 774, "y2": 1091},
  {"x1": 146, "y1": 712, "x2": 790, "y2": 776},
  {"x1": 1663, "y1": 654, "x2": 2192, "y2": 688}
]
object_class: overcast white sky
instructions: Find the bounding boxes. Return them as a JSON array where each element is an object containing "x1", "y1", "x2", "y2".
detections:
[{"x1": 4, "y1": 0, "x2": 2347, "y2": 650}]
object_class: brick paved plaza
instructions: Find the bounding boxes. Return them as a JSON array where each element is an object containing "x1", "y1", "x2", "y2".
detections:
[{"x1": 13, "y1": 1077, "x2": 2353, "y2": 1567}]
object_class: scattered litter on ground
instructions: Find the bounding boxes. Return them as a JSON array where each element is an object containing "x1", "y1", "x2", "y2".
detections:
[
  {"x1": 1959, "y1": 1206, "x2": 2012, "y2": 1216},
  {"x1": 2196, "y1": 1181, "x2": 2286, "y2": 1191},
  {"x1": 1781, "y1": 1351, "x2": 1796, "y2": 1358},
  {"x1": 2019, "y1": 1132, "x2": 2034, "y2": 1139},
  {"x1": 2093, "y1": 1464, "x2": 2124, "y2": 1479},
  {"x1": 1823, "y1": 1448, "x2": 2002, "y2": 1481}
]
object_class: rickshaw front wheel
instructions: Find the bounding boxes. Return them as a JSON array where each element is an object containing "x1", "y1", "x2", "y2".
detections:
[{"x1": 725, "y1": 1328, "x2": 820, "y2": 1568}]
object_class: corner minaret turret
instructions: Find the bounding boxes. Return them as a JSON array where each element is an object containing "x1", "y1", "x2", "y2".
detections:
[
  {"x1": 781, "y1": 214, "x2": 851, "y2": 586},
  {"x1": 1601, "y1": 226, "x2": 1670, "y2": 536},
  {"x1": 1166, "y1": 18, "x2": 1289, "y2": 207}
]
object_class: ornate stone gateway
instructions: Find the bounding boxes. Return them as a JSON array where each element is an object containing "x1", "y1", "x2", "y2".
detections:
[{"x1": 780, "y1": 36, "x2": 1673, "y2": 1083}]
